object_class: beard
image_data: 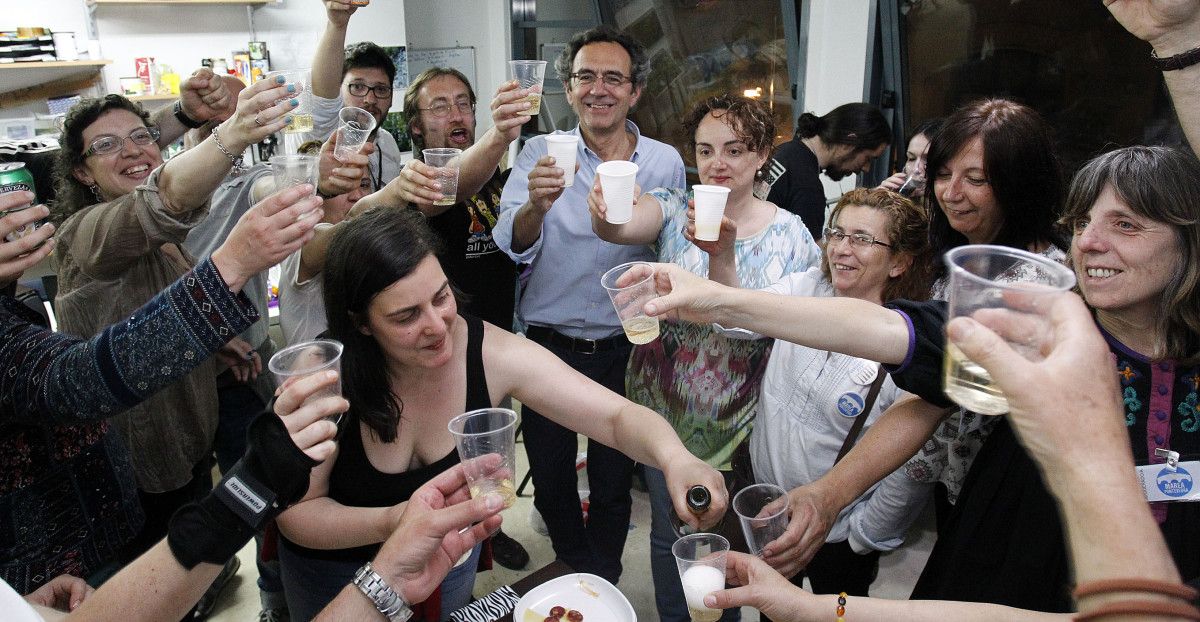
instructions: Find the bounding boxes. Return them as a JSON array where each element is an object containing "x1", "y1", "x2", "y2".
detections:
[{"x1": 824, "y1": 166, "x2": 851, "y2": 181}]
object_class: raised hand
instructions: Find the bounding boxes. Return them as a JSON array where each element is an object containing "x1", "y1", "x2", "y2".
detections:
[
  {"x1": 272, "y1": 370, "x2": 346, "y2": 462},
  {"x1": 1104, "y1": 0, "x2": 1200, "y2": 51},
  {"x1": 319, "y1": 131, "x2": 373, "y2": 197},
  {"x1": 490, "y1": 80, "x2": 534, "y2": 144},
  {"x1": 210, "y1": 183, "x2": 323, "y2": 292},
  {"x1": 179, "y1": 68, "x2": 236, "y2": 124},
  {"x1": 0, "y1": 194, "x2": 54, "y2": 287},
  {"x1": 527, "y1": 155, "x2": 569, "y2": 214},
  {"x1": 324, "y1": 0, "x2": 363, "y2": 27}
]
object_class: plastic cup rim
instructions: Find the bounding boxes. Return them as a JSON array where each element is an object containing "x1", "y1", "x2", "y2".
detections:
[
  {"x1": 943, "y1": 244, "x2": 1076, "y2": 291},
  {"x1": 338, "y1": 106, "x2": 377, "y2": 132},
  {"x1": 671, "y1": 532, "x2": 731, "y2": 560},
  {"x1": 596, "y1": 160, "x2": 638, "y2": 177},
  {"x1": 692, "y1": 184, "x2": 731, "y2": 195},
  {"x1": 732, "y1": 483, "x2": 790, "y2": 521},
  {"x1": 267, "y1": 338, "x2": 343, "y2": 376},
  {"x1": 601, "y1": 260, "x2": 655, "y2": 292},
  {"x1": 447, "y1": 407, "x2": 518, "y2": 438},
  {"x1": 545, "y1": 134, "x2": 579, "y2": 144}
]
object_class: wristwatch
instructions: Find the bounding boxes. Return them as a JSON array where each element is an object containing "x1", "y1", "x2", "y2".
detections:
[
  {"x1": 352, "y1": 562, "x2": 414, "y2": 621},
  {"x1": 173, "y1": 100, "x2": 206, "y2": 129}
]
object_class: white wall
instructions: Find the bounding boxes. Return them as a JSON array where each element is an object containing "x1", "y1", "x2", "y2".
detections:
[{"x1": 403, "y1": 0, "x2": 509, "y2": 134}]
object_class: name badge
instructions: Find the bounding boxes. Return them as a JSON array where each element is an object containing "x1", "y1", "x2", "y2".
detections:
[{"x1": 1136, "y1": 461, "x2": 1200, "y2": 502}]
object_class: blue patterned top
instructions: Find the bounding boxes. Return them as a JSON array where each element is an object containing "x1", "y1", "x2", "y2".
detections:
[
  {"x1": 626, "y1": 187, "x2": 820, "y2": 469},
  {"x1": 0, "y1": 258, "x2": 258, "y2": 594}
]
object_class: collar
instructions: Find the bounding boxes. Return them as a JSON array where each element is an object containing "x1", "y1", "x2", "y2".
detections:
[{"x1": 576, "y1": 119, "x2": 644, "y2": 162}]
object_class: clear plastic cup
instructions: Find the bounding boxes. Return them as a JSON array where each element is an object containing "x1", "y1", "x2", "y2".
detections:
[
  {"x1": 267, "y1": 339, "x2": 344, "y2": 425},
  {"x1": 447, "y1": 408, "x2": 518, "y2": 509},
  {"x1": 601, "y1": 261, "x2": 660, "y2": 345},
  {"x1": 422, "y1": 147, "x2": 462, "y2": 206},
  {"x1": 597, "y1": 160, "x2": 638, "y2": 224},
  {"x1": 692, "y1": 185, "x2": 731, "y2": 241},
  {"x1": 265, "y1": 69, "x2": 313, "y2": 134},
  {"x1": 544, "y1": 134, "x2": 579, "y2": 187},
  {"x1": 672, "y1": 533, "x2": 729, "y2": 622},
  {"x1": 334, "y1": 106, "x2": 377, "y2": 162},
  {"x1": 508, "y1": 60, "x2": 547, "y2": 116},
  {"x1": 732, "y1": 483, "x2": 789, "y2": 556}
]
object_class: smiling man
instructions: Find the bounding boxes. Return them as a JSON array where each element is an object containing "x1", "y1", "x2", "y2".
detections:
[{"x1": 493, "y1": 25, "x2": 686, "y2": 584}]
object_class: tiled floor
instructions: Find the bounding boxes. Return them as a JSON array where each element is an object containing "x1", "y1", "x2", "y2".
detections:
[{"x1": 209, "y1": 434, "x2": 935, "y2": 621}]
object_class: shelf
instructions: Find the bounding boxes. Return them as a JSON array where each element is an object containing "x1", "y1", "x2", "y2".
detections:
[
  {"x1": 87, "y1": 0, "x2": 274, "y2": 4},
  {"x1": 127, "y1": 93, "x2": 178, "y2": 102},
  {"x1": 0, "y1": 60, "x2": 112, "y2": 108}
]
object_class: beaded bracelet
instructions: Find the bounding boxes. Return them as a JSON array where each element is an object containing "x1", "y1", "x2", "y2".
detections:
[
  {"x1": 210, "y1": 125, "x2": 245, "y2": 174},
  {"x1": 835, "y1": 592, "x2": 847, "y2": 621}
]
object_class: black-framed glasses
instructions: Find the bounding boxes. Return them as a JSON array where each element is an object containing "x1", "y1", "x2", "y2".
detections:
[
  {"x1": 346, "y1": 82, "x2": 393, "y2": 99},
  {"x1": 417, "y1": 101, "x2": 476, "y2": 118},
  {"x1": 569, "y1": 71, "x2": 634, "y2": 88},
  {"x1": 823, "y1": 227, "x2": 892, "y2": 249},
  {"x1": 83, "y1": 126, "x2": 161, "y2": 158}
]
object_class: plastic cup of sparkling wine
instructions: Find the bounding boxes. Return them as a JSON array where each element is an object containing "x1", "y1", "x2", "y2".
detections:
[
  {"x1": 673, "y1": 533, "x2": 729, "y2": 622},
  {"x1": 447, "y1": 408, "x2": 518, "y2": 509},
  {"x1": 334, "y1": 106, "x2": 377, "y2": 162},
  {"x1": 508, "y1": 60, "x2": 547, "y2": 116},
  {"x1": 601, "y1": 261, "x2": 661, "y2": 345},
  {"x1": 265, "y1": 69, "x2": 313, "y2": 134},
  {"x1": 942, "y1": 245, "x2": 1077, "y2": 415},
  {"x1": 732, "y1": 483, "x2": 789, "y2": 556},
  {"x1": 422, "y1": 147, "x2": 462, "y2": 207},
  {"x1": 267, "y1": 339, "x2": 345, "y2": 425},
  {"x1": 691, "y1": 185, "x2": 731, "y2": 241}
]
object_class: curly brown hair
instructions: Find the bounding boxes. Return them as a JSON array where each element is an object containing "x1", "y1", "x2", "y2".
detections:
[
  {"x1": 820, "y1": 187, "x2": 932, "y2": 303},
  {"x1": 682, "y1": 94, "x2": 775, "y2": 157},
  {"x1": 52, "y1": 94, "x2": 152, "y2": 223}
]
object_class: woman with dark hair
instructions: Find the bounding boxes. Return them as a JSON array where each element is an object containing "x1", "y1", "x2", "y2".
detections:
[
  {"x1": 878, "y1": 117, "x2": 942, "y2": 200},
  {"x1": 589, "y1": 94, "x2": 819, "y2": 622},
  {"x1": 275, "y1": 207, "x2": 725, "y2": 622},
  {"x1": 51, "y1": 78, "x2": 301, "y2": 561}
]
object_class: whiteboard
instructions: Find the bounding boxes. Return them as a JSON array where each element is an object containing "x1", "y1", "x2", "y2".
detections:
[{"x1": 407, "y1": 47, "x2": 477, "y2": 91}]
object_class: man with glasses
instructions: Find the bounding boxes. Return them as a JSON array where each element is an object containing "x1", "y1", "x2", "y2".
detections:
[
  {"x1": 493, "y1": 25, "x2": 686, "y2": 584},
  {"x1": 311, "y1": 1, "x2": 402, "y2": 190}
]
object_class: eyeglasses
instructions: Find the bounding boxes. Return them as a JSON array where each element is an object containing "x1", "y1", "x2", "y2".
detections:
[
  {"x1": 417, "y1": 101, "x2": 476, "y2": 118},
  {"x1": 823, "y1": 227, "x2": 892, "y2": 249},
  {"x1": 346, "y1": 82, "x2": 393, "y2": 99},
  {"x1": 83, "y1": 126, "x2": 161, "y2": 158},
  {"x1": 569, "y1": 71, "x2": 634, "y2": 88}
]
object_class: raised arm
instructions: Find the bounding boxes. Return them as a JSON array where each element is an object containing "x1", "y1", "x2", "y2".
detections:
[
  {"x1": 313, "y1": 1, "x2": 360, "y2": 98},
  {"x1": 151, "y1": 69, "x2": 237, "y2": 146},
  {"x1": 587, "y1": 182, "x2": 660, "y2": 245},
  {"x1": 644, "y1": 262, "x2": 912, "y2": 364}
]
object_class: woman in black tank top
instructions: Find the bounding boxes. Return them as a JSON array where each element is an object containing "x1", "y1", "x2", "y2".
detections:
[{"x1": 277, "y1": 208, "x2": 726, "y2": 621}]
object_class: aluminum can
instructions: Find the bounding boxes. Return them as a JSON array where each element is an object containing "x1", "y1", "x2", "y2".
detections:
[{"x1": 0, "y1": 162, "x2": 42, "y2": 243}]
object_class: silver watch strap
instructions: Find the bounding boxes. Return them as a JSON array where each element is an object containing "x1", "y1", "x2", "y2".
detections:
[{"x1": 352, "y1": 562, "x2": 413, "y2": 622}]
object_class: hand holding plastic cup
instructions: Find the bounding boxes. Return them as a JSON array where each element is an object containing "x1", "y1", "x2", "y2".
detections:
[
  {"x1": 672, "y1": 533, "x2": 729, "y2": 622},
  {"x1": 334, "y1": 106, "x2": 377, "y2": 162},
  {"x1": 270, "y1": 154, "x2": 320, "y2": 218},
  {"x1": 447, "y1": 408, "x2": 518, "y2": 509},
  {"x1": 601, "y1": 261, "x2": 660, "y2": 345},
  {"x1": 596, "y1": 160, "x2": 639, "y2": 224},
  {"x1": 508, "y1": 60, "x2": 547, "y2": 116},
  {"x1": 265, "y1": 69, "x2": 313, "y2": 134},
  {"x1": 732, "y1": 483, "x2": 789, "y2": 556},
  {"x1": 942, "y1": 245, "x2": 1077, "y2": 415},
  {"x1": 692, "y1": 185, "x2": 731, "y2": 241},
  {"x1": 544, "y1": 134, "x2": 579, "y2": 187},
  {"x1": 422, "y1": 147, "x2": 462, "y2": 207},
  {"x1": 268, "y1": 339, "x2": 345, "y2": 425}
]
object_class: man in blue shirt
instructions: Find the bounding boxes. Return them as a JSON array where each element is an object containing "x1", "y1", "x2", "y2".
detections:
[{"x1": 494, "y1": 25, "x2": 685, "y2": 583}]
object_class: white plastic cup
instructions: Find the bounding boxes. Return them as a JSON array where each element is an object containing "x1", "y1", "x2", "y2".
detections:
[
  {"x1": 596, "y1": 160, "x2": 639, "y2": 224},
  {"x1": 544, "y1": 134, "x2": 579, "y2": 188},
  {"x1": 692, "y1": 185, "x2": 731, "y2": 241}
]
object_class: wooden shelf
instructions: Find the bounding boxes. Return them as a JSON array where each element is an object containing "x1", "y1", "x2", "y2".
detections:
[
  {"x1": 127, "y1": 93, "x2": 178, "y2": 102},
  {"x1": 0, "y1": 60, "x2": 112, "y2": 108},
  {"x1": 87, "y1": 0, "x2": 274, "y2": 4}
]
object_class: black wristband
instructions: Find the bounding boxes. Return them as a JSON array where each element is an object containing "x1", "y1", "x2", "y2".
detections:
[
  {"x1": 167, "y1": 409, "x2": 318, "y2": 568},
  {"x1": 1152, "y1": 45, "x2": 1200, "y2": 71},
  {"x1": 173, "y1": 99, "x2": 206, "y2": 129}
]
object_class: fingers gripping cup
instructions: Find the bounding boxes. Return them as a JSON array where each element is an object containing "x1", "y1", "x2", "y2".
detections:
[
  {"x1": 544, "y1": 134, "x2": 579, "y2": 188},
  {"x1": 270, "y1": 154, "x2": 320, "y2": 218},
  {"x1": 267, "y1": 339, "x2": 345, "y2": 425},
  {"x1": 422, "y1": 147, "x2": 463, "y2": 207},
  {"x1": 672, "y1": 533, "x2": 729, "y2": 622},
  {"x1": 334, "y1": 106, "x2": 377, "y2": 162},
  {"x1": 692, "y1": 185, "x2": 731, "y2": 242},
  {"x1": 601, "y1": 261, "x2": 660, "y2": 345},
  {"x1": 265, "y1": 69, "x2": 313, "y2": 134},
  {"x1": 447, "y1": 408, "x2": 518, "y2": 509},
  {"x1": 508, "y1": 60, "x2": 547, "y2": 116},
  {"x1": 732, "y1": 483, "x2": 789, "y2": 556},
  {"x1": 596, "y1": 160, "x2": 639, "y2": 224},
  {"x1": 942, "y1": 245, "x2": 1077, "y2": 415}
]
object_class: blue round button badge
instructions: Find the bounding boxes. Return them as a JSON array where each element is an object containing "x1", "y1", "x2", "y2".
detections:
[
  {"x1": 837, "y1": 392, "x2": 865, "y2": 418},
  {"x1": 1157, "y1": 466, "x2": 1193, "y2": 498}
]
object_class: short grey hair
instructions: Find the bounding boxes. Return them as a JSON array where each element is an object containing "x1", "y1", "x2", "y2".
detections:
[{"x1": 553, "y1": 25, "x2": 650, "y2": 89}]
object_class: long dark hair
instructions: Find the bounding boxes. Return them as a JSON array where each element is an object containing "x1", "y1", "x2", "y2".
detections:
[
  {"x1": 52, "y1": 94, "x2": 152, "y2": 223},
  {"x1": 323, "y1": 207, "x2": 444, "y2": 442},
  {"x1": 1060, "y1": 146, "x2": 1200, "y2": 364},
  {"x1": 926, "y1": 99, "x2": 1068, "y2": 281},
  {"x1": 794, "y1": 103, "x2": 890, "y2": 149}
]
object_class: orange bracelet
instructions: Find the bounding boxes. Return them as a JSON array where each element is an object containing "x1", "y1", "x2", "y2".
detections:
[
  {"x1": 1074, "y1": 578, "x2": 1199, "y2": 602},
  {"x1": 1073, "y1": 599, "x2": 1200, "y2": 621},
  {"x1": 835, "y1": 592, "x2": 847, "y2": 621}
]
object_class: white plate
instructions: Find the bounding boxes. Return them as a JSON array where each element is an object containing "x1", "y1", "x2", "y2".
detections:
[{"x1": 512, "y1": 573, "x2": 636, "y2": 622}]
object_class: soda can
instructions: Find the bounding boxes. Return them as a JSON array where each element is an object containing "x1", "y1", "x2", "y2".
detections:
[{"x1": 0, "y1": 162, "x2": 43, "y2": 244}]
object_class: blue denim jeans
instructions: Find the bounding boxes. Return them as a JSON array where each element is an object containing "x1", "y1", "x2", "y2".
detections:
[{"x1": 645, "y1": 467, "x2": 740, "y2": 622}]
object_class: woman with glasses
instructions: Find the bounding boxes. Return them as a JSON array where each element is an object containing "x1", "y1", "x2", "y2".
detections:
[
  {"x1": 589, "y1": 94, "x2": 820, "y2": 622},
  {"x1": 50, "y1": 80, "x2": 298, "y2": 564},
  {"x1": 707, "y1": 188, "x2": 933, "y2": 602}
]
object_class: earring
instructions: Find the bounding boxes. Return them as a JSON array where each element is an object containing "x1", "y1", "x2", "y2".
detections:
[{"x1": 89, "y1": 184, "x2": 103, "y2": 203}]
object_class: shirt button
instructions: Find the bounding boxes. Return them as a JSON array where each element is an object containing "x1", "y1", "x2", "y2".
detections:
[
  {"x1": 1157, "y1": 411, "x2": 1168, "y2": 421},
  {"x1": 1158, "y1": 385, "x2": 1169, "y2": 396},
  {"x1": 1155, "y1": 435, "x2": 1166, "y2": 445},
  {"x1": 1159, "y1": 362, "x2": 1171, "y2": 371}
]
